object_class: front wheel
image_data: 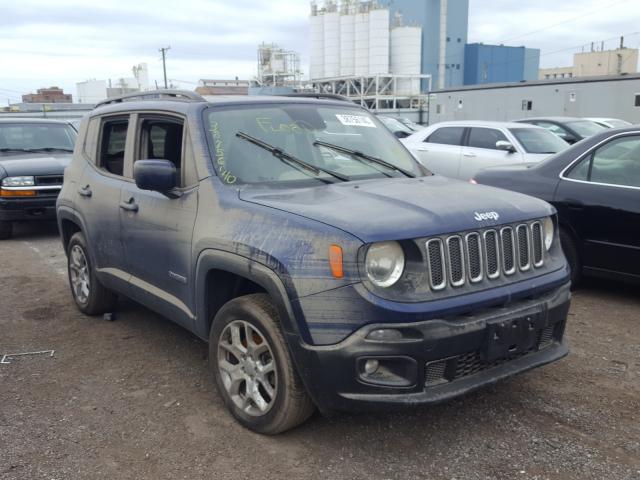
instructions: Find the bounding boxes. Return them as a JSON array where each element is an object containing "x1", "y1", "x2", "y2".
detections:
[
  {"x1": 209, "y1": 294, "x2": 315, "y2": 434},
  {"x1": 67, "y1": 232, "x2": 117, "y2": 315}
]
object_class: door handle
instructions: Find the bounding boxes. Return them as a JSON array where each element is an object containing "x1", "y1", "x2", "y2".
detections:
[
  {"x1": 119, "y1": 197, "x2": 139, "y2": 213},
  {"x1": 77, "y1": 185, "x2": 92, "y2": 197},
  {"x1": 463, "y1": 152, "x2": 476, "y2": 157}
]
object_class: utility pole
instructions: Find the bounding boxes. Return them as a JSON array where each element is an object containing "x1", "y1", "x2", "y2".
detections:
[{"x1": 159, "y1": 46, "x2": 171, "y2": 89}]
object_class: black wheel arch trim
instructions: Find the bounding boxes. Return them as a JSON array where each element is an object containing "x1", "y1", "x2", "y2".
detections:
[{"x1": 194, "y1": 249, "x2": 310, "y2": 343}]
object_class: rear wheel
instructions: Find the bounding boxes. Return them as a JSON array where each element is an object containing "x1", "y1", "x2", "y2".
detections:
[
  {"x1": 209, "y1": 293, "x2": 315, "y2": 434},
  {"x1": 0, "y1": 221, "x2": 13, "y2": 240},
  {"x1": 560, "y1": 228, "x2": 581, "y2": 286},
  {"x1": 67, "y1": 232, "x2": 117, "y2": 315}
]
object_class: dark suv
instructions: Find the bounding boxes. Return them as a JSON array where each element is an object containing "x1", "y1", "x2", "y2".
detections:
[
  {"x1": 57, "y1": 91, "x2": 571, "y2": 434},
  {"x1": 0, "y1": 118, "x2": 76, "y2": 239}
]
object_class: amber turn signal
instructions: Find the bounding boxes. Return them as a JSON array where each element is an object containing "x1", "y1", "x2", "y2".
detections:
[
  {"x1": 329, "y1": 244, "x2": 344, "y2": 279},
  {"x1": 0, "y1": 189, "x2": 37, "y2": 197}
]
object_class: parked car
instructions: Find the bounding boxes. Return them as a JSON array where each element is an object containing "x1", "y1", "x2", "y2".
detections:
[
  {"x1": 376, "y1": 115, "x2": 414, "y2": 138},
  {"x1": 0, "y1": 118, "x2": 77, "y2": 239},
  {"x1": 401, "y1": 121, "x2": 569, "y2": 180},
  {"x1": 396, "y1": 117, "x2": 424, "y2": 132},
  {"x1": 585, "y1": 117, "x2": 632, "y2": 129},
  {"x1": 514, "y1": 117, "x2": 607, "y2": 144},
  {"x1": 57, "y1": 90, "x2": 570, "y2": 434},
  {"x1": 473, "y1": 127, "x2": 640, "y2": 285}
]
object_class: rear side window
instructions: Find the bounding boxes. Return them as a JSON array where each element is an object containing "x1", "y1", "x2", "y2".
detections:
[
  {"x1": 426, "y1": 127, "x2": 465, "y2": 146},
  {"x1": 565, "y1": 135, "x2": 640, "y2": 187},
  {"x1": 99, "y1": 118, "x2": 128, "y2": 176},
  {"x1": 467, "y1": 128, "x2": 508, "y2": 150}
]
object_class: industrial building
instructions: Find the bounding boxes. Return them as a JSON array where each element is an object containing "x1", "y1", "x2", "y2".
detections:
[
  {"x1": 464, "y1": 43, "x2": 540, "y2": 85},
  {"x1": 426, "y1": 74, "x2": 640, "y2": 124},
  {"x1": 76, "y1": 63, "x2": 150, "y2": 103},
  {"x1": 539, "y1": 43, "x2": 639, "y2": 80},
  {"x1": 22, "y1": 87, "x2": 72, "y2": 103}
]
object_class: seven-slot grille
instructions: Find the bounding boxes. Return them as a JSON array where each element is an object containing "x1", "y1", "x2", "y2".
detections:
[{"x1": 425, "y1": 221, "x2": 545, "y2": 290}]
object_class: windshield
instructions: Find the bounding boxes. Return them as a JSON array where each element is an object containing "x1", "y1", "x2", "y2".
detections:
[
  {"x1": 566, "y1": 120, "x2": 607, "y2": 137},
  {"x1": 0, "y1": 123, "x2": 76, "y2": 154},
  {"x1": 205, "y1": 104, "x2": 423, "y2": 185},
  {"x1": 509, "y1": 127, "x2": 569, "y2": 154}
]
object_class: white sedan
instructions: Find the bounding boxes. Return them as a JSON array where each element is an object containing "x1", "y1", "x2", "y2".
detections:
[{"x1": 401, "y1": 120, "x2": 569, "y2": 180}]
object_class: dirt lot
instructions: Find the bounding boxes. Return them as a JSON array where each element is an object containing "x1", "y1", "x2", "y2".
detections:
[{"x1": 1, "y1": 222, "x2": 639, "y2": 480}]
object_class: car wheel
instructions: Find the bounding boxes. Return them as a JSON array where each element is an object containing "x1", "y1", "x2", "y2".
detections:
[
  {"x1": 209, "y1": 293, "x2": 315, "y2": 434},
  {"x1": 560, "y1": 229, "x2": 581, "y2": 286},
  {"x1": 0, "y1": 221, "x2": 13, "y2": 240},
  {"x1": 67, "y1": 232, "x2": 117, "y2": 315}
]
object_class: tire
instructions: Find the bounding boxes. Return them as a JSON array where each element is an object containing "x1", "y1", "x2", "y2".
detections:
[
  {"x1": 560, "y1": 228, "x2": 581, "y2": 286},
  {"x1": 67, "y1": 232, "x2": 117, "y2": 315},
  {"x1": 0, "y1": 221, "x2": 12, "y2": 240},
  {"x1": 209, "y1": 293, "x2": 315, "y2": 434}
]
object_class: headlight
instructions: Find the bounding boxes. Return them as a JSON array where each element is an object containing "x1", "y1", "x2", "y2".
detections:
[
  {"x1": 365, "y1": 241, "x2": 405, "y2": 288},
  {"x1": 1, "y1": 176, "x2": 35, "y2": 187},
  {"x1": 542, "y1": 216, "x2": 554, "y2": 251}
]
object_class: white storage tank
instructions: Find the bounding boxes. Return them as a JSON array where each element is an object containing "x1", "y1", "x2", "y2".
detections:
[
  {"x1": 368, "y1": 7, "x2": 390, "y2": 75},
  {"x1": 323, "y1": 4, "x2": 341, "y2": 78},
  {"x1": 391, "y1": 25, "x2": 422, "y2": 95},
  {"x1": 339, "y1": 4, "x2": 356, "y2": 76},
  {"x1": 354, "y1": 5, "x2": 370, "y2": 76},
  {"x1": 309, "y1": 3, "x2": 324, "y2": 80}
]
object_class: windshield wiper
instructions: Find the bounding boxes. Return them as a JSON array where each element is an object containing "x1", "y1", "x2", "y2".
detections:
[
  {"x1": 313, "y1": 140, "x2": 415, "y2": 178},
  {"x1": 26, "y1": 147, "x2": 74, "y2": 153},
  {"x1": 0, "y1": 148, "x2": 32, "y2": 153},
  {"x1": 235, "y1": 132, "x2": 350, "y2": 183}
]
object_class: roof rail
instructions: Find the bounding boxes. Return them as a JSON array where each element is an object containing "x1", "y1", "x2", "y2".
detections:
[
  {"x1": 283, "y1": 93, "x2": 352, "y2": 102},
  {"x1": 95, "y1": 90, "x2": 206, "y2": 109}
]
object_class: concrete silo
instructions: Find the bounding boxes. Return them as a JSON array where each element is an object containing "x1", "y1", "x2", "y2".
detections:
[
  {"x1": 391, "y1": 18, "x2": 422, "y2": 94},
  {"x1": 353, "y1": 3, "x2": 370, "y2": 76},
  {"x1": 368, "y1": 5, "x2": 390, "y2": 75},
  {"x1": 339, "y1": 1, "x2": 356, "y2": 76},
  {"x1": 309, "y1": 2, "x2": 325, "y2": 80},
  {"x1": 323, "y1": 2, "x2": 341, "y2": 78}
]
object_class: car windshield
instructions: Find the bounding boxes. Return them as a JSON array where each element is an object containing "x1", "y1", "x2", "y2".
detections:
[
  {"x1": 205, "y1": 104, "x2": 424, "y2": 185},
  {"x1": 566, "y1": 120, "x2": 607, "y2": 137},
  {"x1": 509, "y1": 127, "x2": 569, "y2": 154},
  {"x1": 0, "y1": 123, "x2": 76, "y2": 154}
]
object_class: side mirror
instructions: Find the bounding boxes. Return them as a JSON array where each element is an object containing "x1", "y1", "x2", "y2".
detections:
[
  {"x1": 134, "y1": 159, "x2": 178, "y2": 197},
  {"x1": 496, "y1": 140, "x2": 516, "y2": 153},
  {"x1": 394, "y1": 130, "x2": 410, "y2": 139}
]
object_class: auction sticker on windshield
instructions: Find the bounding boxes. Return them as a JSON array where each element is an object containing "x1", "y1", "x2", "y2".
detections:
[{"x1": 335, "y1": 114, "x2": 377, "y2": 128}]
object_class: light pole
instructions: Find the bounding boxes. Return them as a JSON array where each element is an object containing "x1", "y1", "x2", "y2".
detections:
[{"x1": 159, "y1": 46, "x2": 171, "y2": 89}]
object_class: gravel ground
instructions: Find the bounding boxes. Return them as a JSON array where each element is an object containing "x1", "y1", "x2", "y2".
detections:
[{"x1": 1, "y1": 222, "x2": 639, "y2": 480}]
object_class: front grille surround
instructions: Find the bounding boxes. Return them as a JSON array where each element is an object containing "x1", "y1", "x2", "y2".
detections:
[{"x1": 424, "y1": 220, "x2": 546, "y2": 293}]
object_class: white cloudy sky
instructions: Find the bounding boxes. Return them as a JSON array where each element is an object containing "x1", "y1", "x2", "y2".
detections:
[{"x1": 1, "y1": 0, "x2": 639, "y2": 102}]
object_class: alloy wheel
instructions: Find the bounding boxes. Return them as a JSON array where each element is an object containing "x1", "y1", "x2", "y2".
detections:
[{"x1": 69, "y1": 245, "x2": 90, "y2": 304}]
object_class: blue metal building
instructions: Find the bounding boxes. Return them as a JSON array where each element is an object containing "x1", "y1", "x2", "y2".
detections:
[
  {"x1": 463, "y1": 43, "x2": 540, "y2": 86},
  {"x1": 379, "y1": 0, "x2": 469, "y2": 89}
]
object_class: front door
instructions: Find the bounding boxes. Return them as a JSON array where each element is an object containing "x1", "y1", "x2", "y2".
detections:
[
  {"x1": 120, "y1": 114, "x2": 199, "y2": 328},
  {"x1": 416, "y1": 126, "x2": 465, "y2": 178},
  {"x1": 460, "y1": 127, "x2": 522, "y2": 180},
  {"x1": 556, "y1": 133, "x2": 640, "y2": 279}
]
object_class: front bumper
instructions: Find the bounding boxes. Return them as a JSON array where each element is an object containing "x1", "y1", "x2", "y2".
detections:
[
  {"x1": 0, "y1": 196, "x2": 58, "y2": 222},
  {"x1": 288, "y1": 282, "x2": 570, "y2": 412}
]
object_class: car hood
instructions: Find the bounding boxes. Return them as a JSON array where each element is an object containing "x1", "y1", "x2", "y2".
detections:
[
  {"x1": 0, "y1": 152, "x2": 72, "y2": 178},
  {"x1": 239, "y1": 175, "x2": 554, "y2": 243}
]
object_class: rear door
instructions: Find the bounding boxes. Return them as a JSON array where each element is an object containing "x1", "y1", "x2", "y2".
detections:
[
  {"x1": 119, "y1": 113, "x2": 199, "y2": 328},
  {"x1": 460, "y1": 127, "x2": 521, "y2": 180},
  {"x1": 556, "y1": 133, "x2": 640, "y2": 279},
  {"x1": 414, "y1": 126, "x2": 465, "y2": 178},
  {"x1": 76, "y1": 115, "x2": 133, "y2": 292}
]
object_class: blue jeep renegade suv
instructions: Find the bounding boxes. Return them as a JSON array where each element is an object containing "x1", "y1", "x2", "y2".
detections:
[{"x1": 57, "y1": 91, "x2": 571, "y2": 434}]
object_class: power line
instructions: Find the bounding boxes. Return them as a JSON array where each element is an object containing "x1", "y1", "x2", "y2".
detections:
[{"x1": 498, "y1": 0, "x2": 634, "y2": 44}]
